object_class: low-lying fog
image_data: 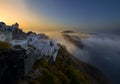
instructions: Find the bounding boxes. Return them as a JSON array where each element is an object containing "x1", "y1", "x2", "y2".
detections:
[{"x1": 45, "y1": 32, "x2": 120, "y2": 84}]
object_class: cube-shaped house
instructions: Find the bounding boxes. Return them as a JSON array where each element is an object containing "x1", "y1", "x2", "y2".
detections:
[{"x1": 10, "y1": 31, "x2": 28, "y2": 49}]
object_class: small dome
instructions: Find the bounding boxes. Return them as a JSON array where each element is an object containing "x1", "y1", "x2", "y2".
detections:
[
  {"x1": 0, "y1": 22, "x2": 6, "y2": 25},
  {"x1": 15, "y1": 23, "x2": 19, "y2": 26}
]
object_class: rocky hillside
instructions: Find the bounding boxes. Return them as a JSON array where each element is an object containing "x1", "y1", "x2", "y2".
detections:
[
  {"x1": 0, "y1": 49, "x2": 26, "y2": 84},
  {"x1": 19, "y1": 45, "x2": 111, "y2": 84},
  {"x1": 0, "y1": 23, "x2": 111, "y2": 84}
]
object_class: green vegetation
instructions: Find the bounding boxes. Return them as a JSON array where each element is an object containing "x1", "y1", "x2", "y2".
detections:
[
  {"x1": 0, "y1": 41, "x2": 11, "y2": 49},
  {"x1": 66, "y1": 65, "x2": 86, "y2": 84},
  {"x1": 28, "y1": 58, "x2": 87, "y2": 84},
  {"x1": 23, "y1": 45, "x2": 88, "y2": 84},
  {"x1": 19, "y1": 45, "x2": 110, "y2": 84}
]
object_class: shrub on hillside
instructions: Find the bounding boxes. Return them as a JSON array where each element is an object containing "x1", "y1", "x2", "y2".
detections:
[{"x1": 0, "y1": 41, "x2": 11, "y2": 49}]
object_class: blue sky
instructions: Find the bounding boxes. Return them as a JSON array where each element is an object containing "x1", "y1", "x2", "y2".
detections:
[
  {"x1": 0, "y1": 0, "x2": 120, "y2": 32},
  {"x1": 26, "y1": 0, "x2": 120, "y2": 32}
]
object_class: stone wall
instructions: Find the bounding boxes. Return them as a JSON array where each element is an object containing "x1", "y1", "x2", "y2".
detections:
[
  {"x1": 24, "y1": 48, "x2": 40, "y2": 74},
  {"x1": 0, "y1": 48, "x2": 40, "y2": 84}
]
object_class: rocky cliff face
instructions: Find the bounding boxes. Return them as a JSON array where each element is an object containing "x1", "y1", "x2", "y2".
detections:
[
  {"x1": 58, "y1": 45, "x2": 111, "y2": 84},
  {"x1": 19, "y1": 45, "x2": 111, "y2": 84},
  {"x1": 0, "y1": 49, "x2": 26, "y2": 84},
  {"x1": 0, "y1": 23, "x2": 111, "y2": 84},
  {"x1": 0, "y1": 45, "x2": 111, "y2": 84}
]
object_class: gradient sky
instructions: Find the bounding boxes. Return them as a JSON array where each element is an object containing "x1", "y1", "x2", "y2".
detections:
[{"x1": 0, "y1": 0, "x2": 120, "y2": 32}]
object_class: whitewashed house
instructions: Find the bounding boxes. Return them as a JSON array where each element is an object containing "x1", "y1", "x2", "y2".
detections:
[
  {"x1": 0, "y1": 22, "x2": 28, "y2": 49},
  {"x1": 0, "y1": 22, "x2": 19, "y2": 32},
  {"x1": 0, "y1": 22, "x2": 60, "y2": 75},
  {"x1": 10, "y1": 32, "x2": 28, "y2": 49},
  {"x1": 10, "y1": 40, "x2": 28, "y2": 49},
  {"x1": 31, "y1": 39, "x2": 59, "y2": 61}
]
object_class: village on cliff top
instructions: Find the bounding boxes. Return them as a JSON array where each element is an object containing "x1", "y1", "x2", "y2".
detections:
[{"x1": 0, "y1": 22, "x2": 59, "y2": 74}]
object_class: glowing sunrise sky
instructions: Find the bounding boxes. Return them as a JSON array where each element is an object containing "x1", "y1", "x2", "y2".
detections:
[
  {"x1": 0, "y1": 0, "x2": 120, "y2": 33},
  {"x1": 0, "y1": 0, "x2": 58, "y2": 32}
]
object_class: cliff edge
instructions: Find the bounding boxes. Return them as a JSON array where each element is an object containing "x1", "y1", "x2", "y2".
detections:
[{"x1": 19, "y1": 45, "x2": 111, "y2": 84}]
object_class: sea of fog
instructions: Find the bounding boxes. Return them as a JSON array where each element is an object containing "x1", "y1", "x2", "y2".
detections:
[{"x1": 45, "y1": 32, "x2": 120, "y2": 84}]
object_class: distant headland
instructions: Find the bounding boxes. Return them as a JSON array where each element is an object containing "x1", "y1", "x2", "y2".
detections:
[{"x1": 62, "y1": 30, "x2": 77, "y2": 33}]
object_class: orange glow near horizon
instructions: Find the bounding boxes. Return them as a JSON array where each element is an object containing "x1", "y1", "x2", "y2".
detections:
[{"x1": 0, "y1": 0, "x2": 60, "y2": 32}]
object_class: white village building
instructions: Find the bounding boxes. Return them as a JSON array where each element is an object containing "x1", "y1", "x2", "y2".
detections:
[
  {"x1": 0, "y1": 22, "x2": 59, "y2": 74},
  {"x1": 31, "y1": 39, "x2": 59, "y2": 61},
  {"x1": 0, "y1": 22, "x2": 19, "y2": 32},
  {"x1": 10, "y1": 40, "x2": 28, "y2": 49},
  {"x1": 0, "y1": 22, "x2": 28, "y2": 49}
]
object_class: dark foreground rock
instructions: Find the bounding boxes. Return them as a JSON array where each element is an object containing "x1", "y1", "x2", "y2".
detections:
[
  {"x1": 0, "y1": 49, "x2": 26, "y2": 84},
  {"x1": 19, "y1": 45, "x2": 111, "y2": 84},
  {"x1": 59, "y1": 45, "x2": 111, "y2": 84},
  {"x1": 0, "y1": 46, "x2": 111, "y2": 84}
]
